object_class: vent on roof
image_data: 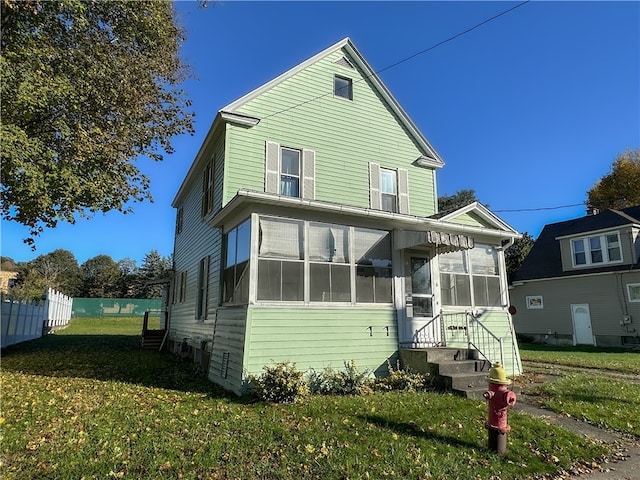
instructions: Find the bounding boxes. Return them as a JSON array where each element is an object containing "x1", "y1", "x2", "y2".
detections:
[{"x1": 334, "y1": 56, "x2": 354, "y2": 69}]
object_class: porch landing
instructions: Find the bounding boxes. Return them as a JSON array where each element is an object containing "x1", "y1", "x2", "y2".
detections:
[{"x1": 399, "y1": 348, "x2": 491, "y2": 399}]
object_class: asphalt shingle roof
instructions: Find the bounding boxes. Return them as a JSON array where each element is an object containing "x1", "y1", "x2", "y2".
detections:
[{"x1": 512, "y1": 206, "x2": 640, "y2": 282}]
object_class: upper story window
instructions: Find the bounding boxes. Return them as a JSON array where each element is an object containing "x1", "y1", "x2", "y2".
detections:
[
  {"x1": 280, "y1": 148, "x2": 300, "y2": 197},
  {"x1": 175, "y1": 207, "x2": 183, "y2": 235},
  {"x1": 380, "y1": 168, "x2": 397, "y2": 213},
  {"x1": 334, "y1": 75, "x2": 353, "y2": 100},
  {"x1": 201, "y1": 159, "x2": 214, "y2": 218},
  {"x1": 368, "y1": 163, "x2": 409, "y2": 214},
  {"x1": 265, "y1": 141, "x2": 315, "y2": 200},
  {"x1": 571, "y1": 232, "x2": 622, "y2": 267}
]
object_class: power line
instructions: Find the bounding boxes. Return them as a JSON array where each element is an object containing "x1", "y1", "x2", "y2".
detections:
[
  {"x1": 494, "y1": 203, "x2": 584, "y2": 213},
  {"x1": 263, "y1": 0, "x2": 530, "y2": 120}
]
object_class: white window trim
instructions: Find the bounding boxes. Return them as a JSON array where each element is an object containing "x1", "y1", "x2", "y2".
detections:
[
  {"x1": 265, "y1": 141, "x2": 315, "y2": 200},
  {"x1": 627, "y1": 283, "x2": 640, "y2": 303},
  {"x1": 570, "y1": 232, "x2": 623, "y2": 268},
  {"x1": 333, "y1": 74, "x2": 353, "y2": 101},
  {"x1": 369, "y1": 163, "x2": 409, "y2": 214},
  {"x1": 526, "y1": 295, "x2": 544, "y2": 309}
]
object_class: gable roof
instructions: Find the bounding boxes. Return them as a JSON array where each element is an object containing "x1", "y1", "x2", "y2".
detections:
[
  {"x1": 513, "y1": 206, "x2": 640, "y2": 282},
  {"x1": 173, "y1": 37, "x2": 445, "y2": 207},
  {"x1": 433, "y1": 201, "x2": 519, "y2": 234},
  {"x1": 223, "y1": 37, "x2": 444, "y2": 167}
]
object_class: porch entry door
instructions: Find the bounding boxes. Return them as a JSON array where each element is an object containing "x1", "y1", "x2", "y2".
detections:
[
  {"x1": 571, "y1": 304, "x2": 594, "y2": 345},
  {"x1": 403, "y1": 255, "x2": 440, "y2": 346}
]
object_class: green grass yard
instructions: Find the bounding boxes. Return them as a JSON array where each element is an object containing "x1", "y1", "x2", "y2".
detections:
[{"x1": 0, "y1": 318, "x2": 625, "y2": 479}]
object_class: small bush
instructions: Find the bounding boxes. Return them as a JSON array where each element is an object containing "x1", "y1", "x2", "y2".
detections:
[
  {"x1": 307, "y1": 360, "x2": 371, "y2": 395},
  {"x1": 249, "y1": 361, "x2": 309, "y2": 403},
  {"x1": 372, "y1": 361, "x2": 431, "y2": 392}
]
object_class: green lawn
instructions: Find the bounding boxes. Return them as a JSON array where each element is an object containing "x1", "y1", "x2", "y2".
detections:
[
  {"x1": 0, "y1": 319, "x2": 616, "y2": 479},
  {"x1": 520, "y1": 343, "x2": 640, "y2": 375},
  {"x1": 520, "y1": 343, "x2": 640, "y2": 438}
]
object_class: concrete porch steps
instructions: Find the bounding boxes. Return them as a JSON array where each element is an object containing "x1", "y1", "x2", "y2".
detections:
[{"x1": 399, "y1": 348, "x2": 491, "y2": 400}]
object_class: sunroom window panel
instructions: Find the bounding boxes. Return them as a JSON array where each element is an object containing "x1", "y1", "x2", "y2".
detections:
[
  {"x1": 259, "y1": 218, "x2": 303, "y2": 259},
  {"x1": 225, "y1": 229, "x2": 237, "y2": 268},
  {"x1": 470, "y1": 245, "x2": 498, "y2": 275},
  {"x1": 257, "y1": 260, "x2": 280, "y2": 301},
  {"x1": 354, "y1": 228, "x2": 391, "y2": 266},
  {"x1": 236, "y1": 220, "x2": 251, "y2": 264},
  {"x1": 439, "y1": 250, "x2": 468, "y2": 274},
  {"x1": 310, "y1": 264, "x2": 350, "y2": 302},
  {"x1": 309, "y1": 223, "x2": 349, "y2": 263},
  {"x1": 281, "y1": 261, "x2": 304, "y2": 301},
  {"x1": 440, "y1": 273, "x2": 471, "y2": 306}
]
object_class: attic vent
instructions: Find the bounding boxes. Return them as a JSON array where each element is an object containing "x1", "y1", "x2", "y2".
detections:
[
  {"x1": 334, "y1": 56, "x2": 354, "y2": 69},
  {"x1": 221, "y1": 351, "x2": 229, "y2": 379}
]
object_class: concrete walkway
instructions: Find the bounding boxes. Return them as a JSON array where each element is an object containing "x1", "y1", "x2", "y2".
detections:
[{"x1": 514, "y1": 396, "x2": 640, "y2": 480}]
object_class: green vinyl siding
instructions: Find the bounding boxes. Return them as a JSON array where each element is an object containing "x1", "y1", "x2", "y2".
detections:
[
  {"x1": 223, "y1": 48, "x2": 436, "y2": 216},
  {"x1": 447, "y1": 212, "x2": 493, "y2": 228},
  {"x1": 243, "y1": 306, "x2": 398, "y2": 378},
  {"x1": 208, "y1": 306, "x2": 248, "y2": 394}
]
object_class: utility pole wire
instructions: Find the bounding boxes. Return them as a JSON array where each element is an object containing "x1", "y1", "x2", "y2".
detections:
[{"x1": 262, "y1": 0, "x2": 531, "y2": 120}]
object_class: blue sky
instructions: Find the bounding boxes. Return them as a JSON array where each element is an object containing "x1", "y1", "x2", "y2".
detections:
[{"x1": 2, "y1": 1, "x2": 639, "y2": 267}]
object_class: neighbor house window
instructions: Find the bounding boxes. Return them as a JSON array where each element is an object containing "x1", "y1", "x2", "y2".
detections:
[
  {"x1": 196, "y1": 256, "x2": 210, "y2": 320},
  {"x1": 223, "y1": 219, "x2": 250, "y2": 304},
  {"x1": 201, "y1": 159, "x2": 214, "y2": 218},
  {"x1": 256, "y1": 216, "x2": 393, "y2": 304},
  {"x1": 526, "y1": 296, "x2": 544, "y2": 309},
  {"x1": 571, "y1": 232, "x2": 622, "y2": 267},
  {"x1": 627, "y1": 284, "x2": 640, "y2": 302},
  {"x1": 440, "y1": 244, "x2": 501, "y2": 307},
  {"x1": 334, "y1": 75, "x2": 353, "y2": 100}
]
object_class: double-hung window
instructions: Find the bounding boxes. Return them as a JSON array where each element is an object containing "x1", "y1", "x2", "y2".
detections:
[
  {"x1": 280, "y1": 148, "x2": 300, "y2": 198},
  {"x1": 369, "y1": 163, "x2": 409, "y2": 214},
  {"x1": 265, "y1": 142, "x2": 315, "y2": 200},
  {"x1": 380, "y1": 169, "x2": 397, "y2": 213},
  {"x1": 571, "y1": 232, "x2": 622, "y2": 267}
]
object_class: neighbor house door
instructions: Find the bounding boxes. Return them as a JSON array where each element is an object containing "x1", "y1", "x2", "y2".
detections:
[
  {"x1": 402, "y1": 255, "x2": 441, "y2": 346},
  {"x1": 571, "y1": 304, "x2": 594, "y2": 345}
]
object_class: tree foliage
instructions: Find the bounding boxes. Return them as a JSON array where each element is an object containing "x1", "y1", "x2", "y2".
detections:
[
  {"x1": 438, "y1": 189, "x2": 481, "y2": 212},
  {"x1": 8, "y1": 249, "x2": 171, "y2": 300},
  {"x1": 587, "y1": 149, "x2": 640, "y2": 211},
  {"x1": 505, "y1": 232, "x2": 534, "y2": 283},
  {"x1": 0, "y1": 0, "x2": 194, "y2": 245}
]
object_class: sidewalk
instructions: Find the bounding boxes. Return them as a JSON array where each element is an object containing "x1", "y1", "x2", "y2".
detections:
[{"x1": 514, "y1": 396, "x2": 640, "y2": 480}]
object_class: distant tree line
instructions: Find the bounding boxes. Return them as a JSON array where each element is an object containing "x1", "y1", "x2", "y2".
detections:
[{"x1": 2, "y1": 249, "x2": 171, "y2": 301}]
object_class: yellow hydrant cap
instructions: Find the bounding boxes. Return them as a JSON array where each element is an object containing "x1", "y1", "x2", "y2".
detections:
[{"x1": 488, "y1": 362, "x2": 511, "y2": 385}]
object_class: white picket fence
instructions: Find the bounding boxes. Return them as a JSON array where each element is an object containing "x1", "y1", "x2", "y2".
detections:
[{"x1": 1, "y1": 288, "x2": 73, "y2": 348}]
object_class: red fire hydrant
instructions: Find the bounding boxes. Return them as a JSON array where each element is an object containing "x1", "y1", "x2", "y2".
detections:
[{"x1": 483, "y1": 362, "x2": 517, "y2": 455}]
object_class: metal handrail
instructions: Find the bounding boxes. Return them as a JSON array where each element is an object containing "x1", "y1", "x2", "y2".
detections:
[
  {"x1": 401, "y1": 313, "x2": 444, "y2": 348},
  {"x1": 465, "y1": 311, "x2": 504, "y2": 366}
]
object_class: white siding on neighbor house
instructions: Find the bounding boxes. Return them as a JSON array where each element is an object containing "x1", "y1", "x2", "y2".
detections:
[
  {"x1": 511, "y1": 271, "x2": 640, "y2": 344},
  {"x1": 223, "y1": 48, "x2": 437, "y2": 216},
  {"x1": 170, "y1": 133, "x2": 226, "y2": 349}
]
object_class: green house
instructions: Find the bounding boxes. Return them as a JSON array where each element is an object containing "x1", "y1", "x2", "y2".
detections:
[{"x1": 168, "y1": 38, "x2": 522, "y2": 395}]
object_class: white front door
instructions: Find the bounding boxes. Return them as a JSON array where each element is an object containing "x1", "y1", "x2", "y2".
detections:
[
  {"x1": 571, "y1": 304, "x2": 594, "y2": 345},
  {"x1": 402, "y1": 255, "x2": 440, "y2": 346}
]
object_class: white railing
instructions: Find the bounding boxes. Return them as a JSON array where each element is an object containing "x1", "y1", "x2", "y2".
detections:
[{"x1": 1, "y1": 288, "x2": 73, "y2": 348}]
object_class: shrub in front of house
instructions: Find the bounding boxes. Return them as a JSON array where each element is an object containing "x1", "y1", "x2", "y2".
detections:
[
  {"x1": 371, "y1": 361, "x2": 432, "y2": 392},
  {"x1": 249, "y1": 361, "x2": 309, "y2": 403},
  {"x1": 307, "y1": 360, "x2": 372, "y2": 395}
]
